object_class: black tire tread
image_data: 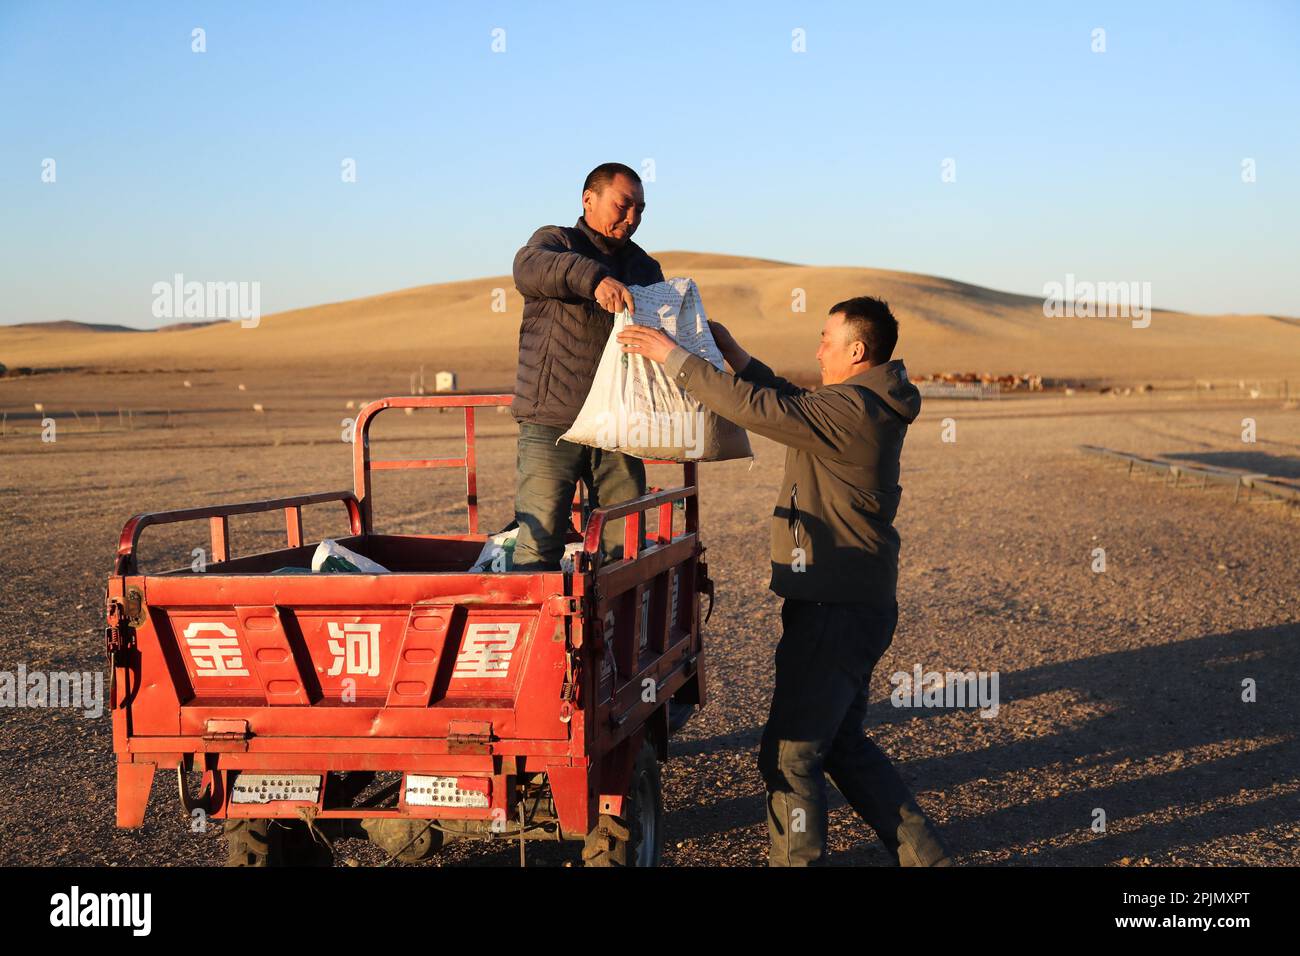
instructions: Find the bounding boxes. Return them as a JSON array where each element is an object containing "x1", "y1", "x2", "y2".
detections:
[
  {"x1": 581, "y1": 740, "x2": 661, "y2": 867},
  {"x1": 224, "y1": 818, "x2": 332, "y2": 867}
]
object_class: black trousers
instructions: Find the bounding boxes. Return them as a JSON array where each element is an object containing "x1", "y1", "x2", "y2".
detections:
[{"x1": 757, "y1": 598, "x2": 952, "y2": 866}]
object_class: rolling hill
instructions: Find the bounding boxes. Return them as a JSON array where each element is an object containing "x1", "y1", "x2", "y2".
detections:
[{"x1": 2, "y1": 253, "x2": 1297, "y2": 386}]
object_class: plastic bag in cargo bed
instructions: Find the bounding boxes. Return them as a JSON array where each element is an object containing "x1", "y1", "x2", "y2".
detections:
[
  {"x1": 559, "y1": 277, "x2": 753, "y2": 462},
  {"x1": 310, "y1": 539, "x2": 389, "y2": 573},
  {"x1": 469, "y1": 528, "x2": 582, "y2": 573}
]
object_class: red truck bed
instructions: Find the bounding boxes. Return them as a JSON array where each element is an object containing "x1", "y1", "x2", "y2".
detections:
[{"x1": 107, "y1": 394, "x2": 711, "y2": 866}]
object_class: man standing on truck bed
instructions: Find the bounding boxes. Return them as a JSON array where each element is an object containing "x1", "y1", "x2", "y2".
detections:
[
  {"x1": 510, "y1": 162, "x2": 664, "y2": 570},
  {"x1": 615, "y1": 297, "x2": 953, "y2": 867}
]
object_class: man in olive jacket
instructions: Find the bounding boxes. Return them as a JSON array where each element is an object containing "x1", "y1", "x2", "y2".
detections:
[
  {"x1": 510, "y1": 162, "x2": 664, "y2": 569},
  {"x1": 617, "y1": 297, "x2": 952, "y2": 867}
]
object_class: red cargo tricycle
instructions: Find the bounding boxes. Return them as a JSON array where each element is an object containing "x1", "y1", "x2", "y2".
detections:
[{"x1": 106, "y1": 395, "x2": 711, "y2": 866}]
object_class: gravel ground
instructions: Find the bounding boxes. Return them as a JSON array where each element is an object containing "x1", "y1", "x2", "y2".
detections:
[{"x1": 1, "y1": 374, "x2": 1296, "y2": 866}]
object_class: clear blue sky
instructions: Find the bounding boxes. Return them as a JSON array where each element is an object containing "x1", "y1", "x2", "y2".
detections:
[{"x1": 2, "y1": 0, "x2": 1297, "y2": 327}]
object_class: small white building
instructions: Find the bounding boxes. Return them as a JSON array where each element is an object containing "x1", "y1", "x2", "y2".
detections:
[{"x1": 435, "y1": 370, "x2": 456, "y2": 393}]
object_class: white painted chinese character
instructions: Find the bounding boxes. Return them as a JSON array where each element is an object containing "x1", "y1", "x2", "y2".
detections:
[
  {"x1": 453, "y1": 623, "x2": 520, "y2": 678},
  {"x1": 327, "y1": 622, "x2": 381, "y2": 678},
  {"x1": 184, "y1": 623, "x2": 249, "y2": 677}
]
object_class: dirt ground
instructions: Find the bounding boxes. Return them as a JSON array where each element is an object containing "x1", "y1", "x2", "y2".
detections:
[{"x1": 1, "y1": 368, "x2": 1297, "y2": 866}]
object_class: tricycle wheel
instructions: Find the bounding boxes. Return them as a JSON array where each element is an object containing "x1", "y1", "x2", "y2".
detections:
[
  {"x1": 224, "y1": 819, "x2": 333, "y2": 867},
  {"x1": 667, "y1": 697, "x2": 695, "y2": 735},
  {"x1": 582, "y1": 740, "x2": 662, "y2": 867}
]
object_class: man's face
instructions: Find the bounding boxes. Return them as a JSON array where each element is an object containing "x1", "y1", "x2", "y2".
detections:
[
  {"x1": 582, "y1": 174, "x2": 645, "y2": 246},
  {"x1": 816, "y1": 312, "x2": 866, "y2": 385}
]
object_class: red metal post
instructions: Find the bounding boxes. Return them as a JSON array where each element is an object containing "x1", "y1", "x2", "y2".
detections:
[
  {"x1": 624, "y1": 511, "x2": 641, "y2": 560},
  {"x1": 683, "y1": 462, "x2": 699, "y2": 534},
  {"x1": 209, "y1": 515, "x2": 229, "y2": 564},
  {"x1": 464, "y1": 406, "x2": 479, "y2": 534},
  {"x1": 285, "y1": 506, "x2": 303, "y2": 548},
  {"x1": 657, "y1": 501, "x2": 673, "y2": 544}
]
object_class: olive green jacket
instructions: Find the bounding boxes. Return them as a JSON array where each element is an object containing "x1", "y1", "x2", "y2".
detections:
[{"x1": 665, "y1": 348, "x2": 921, "y2": 606}]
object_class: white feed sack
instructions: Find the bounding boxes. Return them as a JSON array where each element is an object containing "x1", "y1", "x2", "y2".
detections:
[{"x1": 560, "y1": 278, "x2": 754, "y2": 462}]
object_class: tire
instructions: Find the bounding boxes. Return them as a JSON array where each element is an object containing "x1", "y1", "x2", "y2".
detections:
[
  {"x1": 582, "y1": 740, "x2": 662, "y2": 867},
  {"x1": 224, "y1": 818, "x2": 333, "y2": 867},
  {"x1": 667, "y1": 697, "x2": 695, "y2": 736}
]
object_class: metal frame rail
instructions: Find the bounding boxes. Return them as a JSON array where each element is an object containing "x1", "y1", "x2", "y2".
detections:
[{"x1": 1078, "y1": 444, "x2": 1300, "y2": 514}]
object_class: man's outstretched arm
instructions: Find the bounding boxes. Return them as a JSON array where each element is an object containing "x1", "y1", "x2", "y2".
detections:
[
  {"x1": 616, "y1": 324, "x2": 852, "y2": 455},
  {"x1": 513, "y1": 226, "x2": 608, "y2": 301},
  {"x1": 736, "y1": 355, "x2": 809, "y2": 398},
  {"x1": 663, "y1": 348, "x2": 853, "y2": 454},
  {"x1": 708, "y1": 320, "x2": 807, "y2": 397},
  {"x1": 513, "y1": 226, "x2": 637, "y2": 315}
]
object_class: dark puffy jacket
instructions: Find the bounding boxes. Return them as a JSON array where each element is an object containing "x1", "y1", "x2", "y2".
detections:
[{"x1": 511, "y1": 217, "x2": 664, "y2": 428}]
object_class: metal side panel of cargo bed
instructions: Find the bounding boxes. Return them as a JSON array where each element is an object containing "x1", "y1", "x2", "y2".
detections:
[{"x1": 111, "y1": 570, "x2": 574, "y2": 746}]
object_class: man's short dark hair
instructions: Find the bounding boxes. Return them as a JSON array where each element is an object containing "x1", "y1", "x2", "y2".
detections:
[
  {"x1": 583, "y1": 162, "x2": 642, "y2": 195},
  {"x1": 829, "y1": 296, "x2": 898, "y2": 365}
]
